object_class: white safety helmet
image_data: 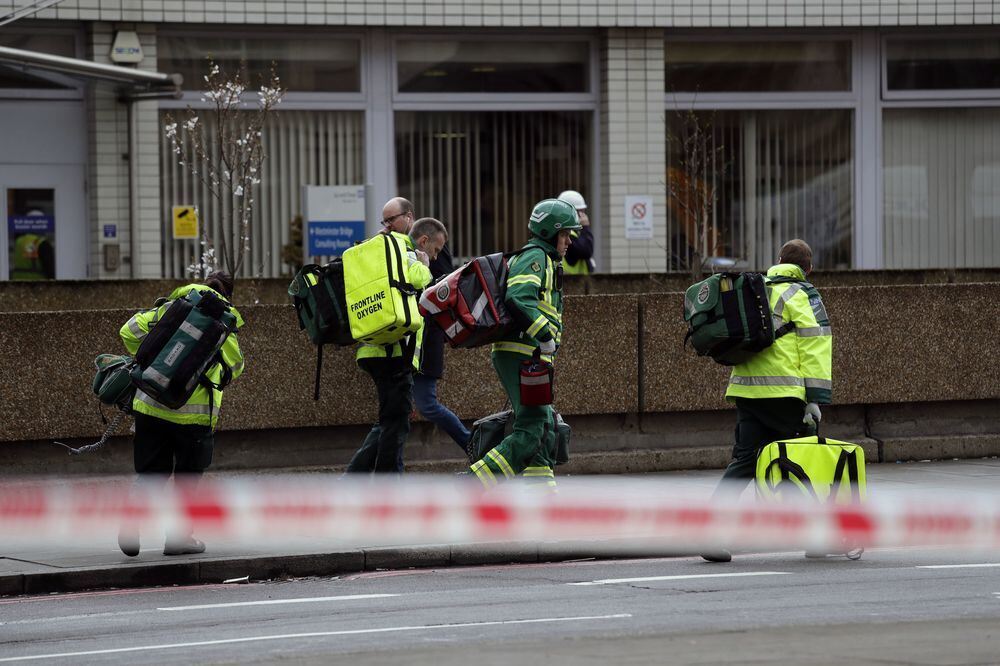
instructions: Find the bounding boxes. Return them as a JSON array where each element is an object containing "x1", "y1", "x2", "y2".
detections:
[{"x1": 557, "y1": 190, "x2": 587, "y2": 211}]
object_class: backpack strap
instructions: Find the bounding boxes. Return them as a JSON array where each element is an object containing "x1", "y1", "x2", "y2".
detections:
[{"x1": 763, "y1": 442, "x2": 821, "y2": 501}]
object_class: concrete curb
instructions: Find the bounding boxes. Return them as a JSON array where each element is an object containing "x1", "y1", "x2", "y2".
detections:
[{"x1": 1, "y1": 542, "x2": 684, "y2": 597}]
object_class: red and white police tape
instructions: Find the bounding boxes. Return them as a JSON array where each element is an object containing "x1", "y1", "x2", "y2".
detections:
[{"x1": 1, "y1": 476, "x2": 999, "y2": 552}]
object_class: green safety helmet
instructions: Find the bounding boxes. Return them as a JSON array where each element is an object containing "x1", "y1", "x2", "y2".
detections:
[{"x1": 527, "y1": 199, "x2": 582, "y2": 240}]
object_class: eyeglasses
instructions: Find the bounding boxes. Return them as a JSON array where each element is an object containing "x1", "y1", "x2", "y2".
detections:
[{"x1": 381, "y1": 211, "x2": 409, "y2": 226}]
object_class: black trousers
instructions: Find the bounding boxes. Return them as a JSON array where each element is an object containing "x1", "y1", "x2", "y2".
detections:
[
  {"x1": 717, "y1": 397, "x2": 806, "y2": 491},
  {"x1": 133, "y1": 412, "x2": 214, "y2": 477},
  {"x1": 346, "y1": 357, "x2": 413, "y2": 474}
]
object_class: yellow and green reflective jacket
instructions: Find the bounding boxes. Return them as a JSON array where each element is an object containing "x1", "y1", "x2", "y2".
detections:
[
  {"x1": 492, "y1": 237, "x2": 563, "y2": 363},
  {"x1": 120, "y1": 284, "x2": 245, "y2": 427},
  {"x1": 356, "y1": 231, "x2": 432, "y2": 362},
  {"x1": 725, "y1": 263, "x2": 832, "y2": 404}
]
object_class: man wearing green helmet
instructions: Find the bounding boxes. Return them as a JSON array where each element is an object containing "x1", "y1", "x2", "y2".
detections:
[{"x1": 469, "y1": 199, "x2": 582, "y2": 491}]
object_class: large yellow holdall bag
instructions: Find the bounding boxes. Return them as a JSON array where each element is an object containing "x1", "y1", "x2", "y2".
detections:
[
  {"x1": 756, "y1": 433, "x2": 867, "y2": 504},
  {"x1": 755, "y1": 430, "x2": 868, "y2": 559},
  {"x1": 343, "y1": 233, "x2": 423, "y2": 345}
]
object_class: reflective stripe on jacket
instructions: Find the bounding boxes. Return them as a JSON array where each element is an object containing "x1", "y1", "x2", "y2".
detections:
[
  {"x1": 120, "y1": 284, "x2": 246, "y2": 427},
  {"x1": 725, "y1": 263, "x2": 833, "y2": 404},
  {"x1": 491, "y1": 237, "x2": 563, "y2": 362}
]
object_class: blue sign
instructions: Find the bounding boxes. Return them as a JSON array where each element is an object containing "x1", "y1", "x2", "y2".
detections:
[
  {"x1": 307, "y1": 220, "x2": 364, "y2": 257},
  {"x1": 8, "y1": 215, "x2": 54, "y2": 235},
  {"x1": 103, "y1": 224, "x2": 117, "y2": 239}
]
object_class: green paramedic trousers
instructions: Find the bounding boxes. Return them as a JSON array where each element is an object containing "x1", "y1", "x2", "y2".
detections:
[{"x1": 470, "y1": 351, "x2": 557, "y2": 489}]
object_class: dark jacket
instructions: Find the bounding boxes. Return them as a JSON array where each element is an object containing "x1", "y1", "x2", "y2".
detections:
[
  {"x1": 418, "y1": 244, "x2": 455, "y2": 379},
  {"x1": 565, "y1": 225, "x2": 594, "y2": 269}
]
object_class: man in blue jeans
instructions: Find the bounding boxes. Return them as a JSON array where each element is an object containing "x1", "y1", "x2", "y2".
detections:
[{"x1": 410, "y1": 218, "x2": 471, "y2": 456}]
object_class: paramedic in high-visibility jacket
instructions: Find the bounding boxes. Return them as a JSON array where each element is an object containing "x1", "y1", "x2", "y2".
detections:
[
  {"x1": 345, "y1": 197, "x2": 433, "y2": 474},
  {"x1": 117, "y1": 271, "x2": 245, "y2": 557},
  {"x1": 470, "y1": 199, "x2": 582, "y2": 491},
  {"x1": 702, "y1": 239, "x2": 832, "y2": 563}
]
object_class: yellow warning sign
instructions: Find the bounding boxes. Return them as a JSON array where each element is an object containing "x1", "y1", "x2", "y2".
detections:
[{"x1": 172, "y1": 205, "x2": 199, "y2": 240}]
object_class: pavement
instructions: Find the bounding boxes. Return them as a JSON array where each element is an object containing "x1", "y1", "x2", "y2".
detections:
[{"x1": 3, "y1": 458, "x2": 999, "y2": 597}]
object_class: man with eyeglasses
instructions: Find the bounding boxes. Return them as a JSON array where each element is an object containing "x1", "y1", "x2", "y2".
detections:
[
  {"x1": 381, "y1": 197, "x2": 415, "y2": 235},
  {"x1": 345, "y1": 196, "x2": 431, "y2": 474}
]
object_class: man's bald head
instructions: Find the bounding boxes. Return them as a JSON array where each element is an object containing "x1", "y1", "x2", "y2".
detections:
[{"x1": 381, "y1": 197, "x2": 415, "y2": 234}]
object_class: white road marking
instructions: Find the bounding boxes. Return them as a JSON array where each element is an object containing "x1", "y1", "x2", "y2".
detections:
[
  {"x1": 569, "y1": 572, "x2": 792, "y2": 586},
  {"x1": 0, "y1": 613, "x2": 633, "y2": 662},
  {"x1": 916, "y1": 563, "x2": 1000, "y2": 570},
  {"x1": 157, "y1": 593, "x2": 399, "y2": 611}
]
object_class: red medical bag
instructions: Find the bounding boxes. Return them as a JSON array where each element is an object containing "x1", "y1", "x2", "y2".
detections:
[
  {"x1": 418, "y1": 253, "x2": 514, "y2": 348},
  {"x1": 519, "y1": 350, "x2": 555, "y2": 406}
]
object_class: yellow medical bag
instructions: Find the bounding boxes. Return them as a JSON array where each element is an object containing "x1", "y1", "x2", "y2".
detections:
[{"x1": 343, "y1": 233, "x2": 423, "y2": 345}]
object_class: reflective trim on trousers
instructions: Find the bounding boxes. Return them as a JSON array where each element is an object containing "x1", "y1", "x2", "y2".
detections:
[
  {"x1": 522, "y1": 466, "x2": 554, "y2": 478},
  {"x1": 471, "y1": 459, "x2": 497, "y2": 488},
  {"x1": 486, "y1": 449, "x2": 515, "y2": 479},
  {"x1": 729, "y1": 375, "x2": 805, "y2": 387}
]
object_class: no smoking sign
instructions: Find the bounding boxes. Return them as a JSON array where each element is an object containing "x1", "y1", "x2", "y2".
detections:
[{"x1": 624, "y1": 195, "x2": 653, "y2": 240}]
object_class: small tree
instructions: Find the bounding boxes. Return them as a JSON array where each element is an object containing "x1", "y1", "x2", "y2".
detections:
[
  {"x1": 163, "y1": 60, "x2": 285, "y2": 279},
  {"x1": 666, "y1": 107, "x2": 728, "y2": 280}
]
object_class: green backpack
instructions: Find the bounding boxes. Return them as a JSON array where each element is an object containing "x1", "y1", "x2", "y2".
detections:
[
  {"x1": 288, "y1": 261, "x2": 355, "y2": 400},
  {"x1": 130, "y1": 289, "x2": 239, "y2": 409},
  {"x1": 683, "y1": 272, "x2": 795, "y2": 366},
  {"x1": 92, "y1": 353, "x2": 137, "y2": 413}
]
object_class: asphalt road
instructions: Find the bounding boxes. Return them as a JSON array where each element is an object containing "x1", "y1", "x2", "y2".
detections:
[{"x1": 2, "y1": 547, "x2": 1000, "y2": 665}]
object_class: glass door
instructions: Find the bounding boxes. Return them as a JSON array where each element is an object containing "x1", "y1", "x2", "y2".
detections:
[{"x1": 0, "y1": 165, "x2": 86, "y2": 280}]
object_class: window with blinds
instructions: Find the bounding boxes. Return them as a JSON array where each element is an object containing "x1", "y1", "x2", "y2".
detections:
[
  {"x1": 395, "y1": 110, "x2": 591, "y2": 259},
  {"x1": 883, "y1": 108, "x2": 1000, "y2": 269},
  {"x1": 159, "y1": 110, "x2": 365, "y2": 278},
  {"x1": 666, "y1": 109, "x2": 853, "y2": 271}
]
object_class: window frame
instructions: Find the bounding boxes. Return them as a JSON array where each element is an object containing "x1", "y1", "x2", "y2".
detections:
[
  {"x1": 157, "y1": 27, "x2": 367, "y2": 111},
  {"x1": 664, "y1": 30, "x2": 861, "y2": 108},
  {"x1": 881, "y1": 30, "x2": 1000, "y2": 103},
  {"x1": 663, "y1": 30, "x2": 863, "y2": 271},
  {"x1": 391, "y1": 30, "x2": 599, "y2": 110}
]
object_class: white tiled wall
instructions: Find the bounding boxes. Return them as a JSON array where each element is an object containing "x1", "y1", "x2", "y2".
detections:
[
  {"x1": 87, "y1": 23, "x2": 162, "y2": 279},
  {"x1": 601, "y1": 29, "x2": 668, "y2": 274},
  {"x1": 9, "y1": 0, "x2": 1000, "y2": 26}
]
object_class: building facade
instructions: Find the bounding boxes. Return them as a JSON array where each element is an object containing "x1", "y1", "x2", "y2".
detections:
[{"x1": 2, "y1": 0, "x2": 999, "y2": 280}]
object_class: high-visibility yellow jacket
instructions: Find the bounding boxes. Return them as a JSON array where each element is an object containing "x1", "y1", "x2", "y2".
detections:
[
  {"x1": 725, "y1": 263, "x2": 832, "y2": 404},
  {"x1": 356, "y1": 231, "x2": 432, "y2": 362},
  {"x1": 120, "y1": 284, "x2": 245, "y2": 427},
  {"x1": 492, "y1": 237, "x2": 563, "y2": 363}
]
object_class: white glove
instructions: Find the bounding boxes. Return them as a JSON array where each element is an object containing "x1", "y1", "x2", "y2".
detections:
[
  {"x1": 803, "y1": 402, "x2": 822, "y2": 426},
  {"x1": 539, "y1": 339, "x2": 556, "y2": 355}
]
